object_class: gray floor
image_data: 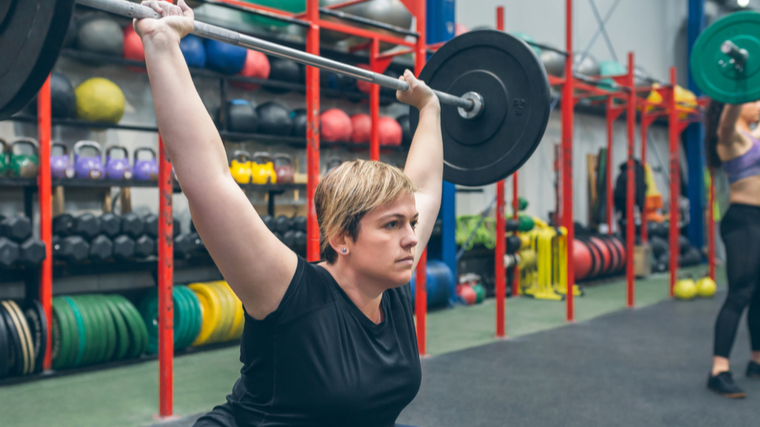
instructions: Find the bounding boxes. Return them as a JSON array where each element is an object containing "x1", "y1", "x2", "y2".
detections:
[
  {"x1": 150, "y1": 290, "x2": 759, "y2": 427},
  {"x1": 398, "y1": 290, "x2": 759, "y2": 427}
]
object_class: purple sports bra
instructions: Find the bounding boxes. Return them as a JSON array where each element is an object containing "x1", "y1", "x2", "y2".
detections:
[{"x1": 723, "y1": 131, "x2": 760, "y2": 184}]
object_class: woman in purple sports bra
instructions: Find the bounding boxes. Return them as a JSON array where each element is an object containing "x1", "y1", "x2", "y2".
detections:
[{"x1": 704, "y1": 99, "x2": 760, "y2": 398}]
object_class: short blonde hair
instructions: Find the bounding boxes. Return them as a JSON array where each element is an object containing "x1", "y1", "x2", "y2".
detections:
[{"x1": 315, "y1": 160, "x2": 416, "y2": 263}]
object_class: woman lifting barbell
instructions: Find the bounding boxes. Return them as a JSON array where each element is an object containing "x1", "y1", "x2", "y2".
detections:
[
  {"x1": 704, "y1": 99, "x2": 760, "y2": 398},
  {"x1": 134, "y1": 0, "x2": 441, "y2": 425}
]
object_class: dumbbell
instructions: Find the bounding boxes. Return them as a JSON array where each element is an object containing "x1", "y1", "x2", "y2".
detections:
[
  {"x1": 0, "y1": 237, "x2": 19, "y2": 268},
  {"x1": 99, "y1": 213, "x2": 122, "y2": 238},
  {"x1": 174, "y1": 233, "x2": 201, "y2": 259},
  {"x1": 0, "y1": 214, "x2": 32, "y2": 242},
  {"x1": 134, "y1": 235, "x2": 155, "y2": 258},
  {"x1": 53, "y1": 213, "x2": 75, "y2": 236},
  {"x1": 72, "y1": 213, "x2": 101, "y2": 241},
  {"x1": 293, "y1": 230, "x2": 306, "y2": 255},
  {"x1": 112, "y1": 235, "x2": 135, "y2": 260},
  {"x1": 89, "y1": 234, "x2": 113, "y2": 262},
  {"x1": 283, "y1": 230, "x2": 296, "y2": 250},
  {"x1": 120, "y1": 212, "x2": 144, "y2": 239},
  {"x1": 506, "y1": 219, "x2": 519, "y2": 232},
  {"x1": 293, "y1": 216, "x2": 307, "y2": 232},
  {"x1": 506, "y1": 235, "x2": 522, "y2": 255},
  {"x1": 53, "y1": 235, "x2": 90, "y2": 264},
  {"x1": 19, "y1": 238, "x2": 46, "y2": 266},
  {"x1": 144, "y1": 213, "x2": 181, "y2": 238},
  {"x1": 274, "y1": 215, "x2": 291, "y2": 234}
]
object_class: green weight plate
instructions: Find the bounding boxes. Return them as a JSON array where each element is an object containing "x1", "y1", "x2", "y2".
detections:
[
  {"x1": 108, "y1": 296, "x2": 141, "y2": 360},
  {"x1": 138, "y1": 291, "x2": 160, "y2": 355},
  {"x1": 92, "y1": 296, "x2": 117, "y2": 362},
  {"x1": 52, "y1": 298, "x2": 76, "y2": 370},
  {"x1": 170, "y1": 288, "x2": 187, "y2": 350},
  {"x1": 177, "y1": 286, "x2": 202, "y2": 349},
  {"x1": 102, "y1": 297, "x2": 130, "y2": 361},
  {"x1": 691, "y1": 11, "x2": 760, "y2": 104},
  {"x1": 74, "y1": 297, "x2": 100, "y2": 366},
  {"x1": 178, "y1": 287, "x2": 196, "y2": 350},
  {"x1": 61, "y1": 297, "x2": 86, "y2": 368},
  {"x1": 112, "y1": 295, "x2": 148, "y2": 358},
  {"x1": 72, "y1": 297, "x2": 93, "y2": 366}
]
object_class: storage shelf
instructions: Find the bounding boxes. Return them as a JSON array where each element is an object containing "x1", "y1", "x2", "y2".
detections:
[{"x1": 0, "y1": 176, "x2": 307, "y2": 193}]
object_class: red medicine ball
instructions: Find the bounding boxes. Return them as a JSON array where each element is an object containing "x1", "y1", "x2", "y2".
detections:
[
  {"x1": 356, "y1": 64, "x2": 372, "y2": 94},
  {"x1": 232, "y1": 50, "x2": 271, "y2": 91},
  {"x1": 573, "y1": 239, "x2": 593, "y2": 281},
  {"x1": 378, "y1": 116, "x2": 402, "y2": 146},
  {"x1": 351, "y1": 114, "x2": 371, "y2": 143},
  {"x1": 123, "y1": 25, "x2": 145, "y2": 73},
  {"x1": 321, "y1": 109, "x2": 353, "y2": 142}
]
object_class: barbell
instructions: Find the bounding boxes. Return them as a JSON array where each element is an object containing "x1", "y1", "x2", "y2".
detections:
[
  {"x1": 0, "y1": 0, "x2": 551, "y2": 187},
  {"x1": 691, "y1": 10, "x2": 760, "y2": 104}
]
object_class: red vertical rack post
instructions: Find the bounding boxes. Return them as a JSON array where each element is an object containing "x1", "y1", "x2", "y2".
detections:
[
  {"x1": 625, "y1": 53, "x2": 635, "y2": 308},
  {"x1": 37, "y1": 76, "x2": 53, "y2": 371},
  {"x1": 512, "y1": 175, "x2": 520, "y2": 296},
  {"x1": 708, "y1": 171, "x2": 716, "y2": 281},
  {"x1": 494, "y1": 5, "x2": 507, "y2": 337},
  {"x1": 157, "y1": 136, "x2": 174, "y2": 418},
  {"x1": 409, "y1": 0, "x2": 428, "y2": 356},
  {"x1": 668, "y1": 68, "x2": 679, "y2": 296},
  {"x1": 306, "y1": 0, "x2": 321, "y2": 262},
  {"x1": 562, "y1": 0, "x2": 575, "y2": 322},
  {"x1": 369, "y1": 38, "x2": 381, "y2": 161},
  {"x1": 639, "y1": 113, "x2": 655, "y2": 244}
]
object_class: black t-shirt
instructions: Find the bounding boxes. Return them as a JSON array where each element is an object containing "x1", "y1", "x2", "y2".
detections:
[{"x1": 229, "y1": 256, "x2": 422, "y2": 427}]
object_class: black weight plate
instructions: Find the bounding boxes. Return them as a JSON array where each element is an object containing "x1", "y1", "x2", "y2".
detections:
[
  {"x1": 23, "y1": 300, "x2": 46, "y2": 374},
  {"x1": 5, "y1": 301, "x2": 34, "y2": 375},
  {"x1": 410, "y1": 30, "x2": 550, "y2": 186},
  {"x1": 0, "y1": 0, "x2": 77, "y2": 119},
  {"x1": 0, "y1": 306, "x2": 9, "y2": 378},
  {"x1": 0, "y1": 303, "x2": 24, "y2": 376}
]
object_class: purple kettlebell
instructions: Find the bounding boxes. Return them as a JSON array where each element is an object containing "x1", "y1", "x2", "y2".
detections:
[
  {"x1": 133, "y1": 147, "x2": 158, "y2": 181},
  {"x1": 50, "y1": 142, "x2": 74, "y2": 178},
  {"x1": 105, "y1": 146, "x2": 133, "y2": 180},
  {"x1": 73, "y1": 140, "x2": 104, "y2": 179}
]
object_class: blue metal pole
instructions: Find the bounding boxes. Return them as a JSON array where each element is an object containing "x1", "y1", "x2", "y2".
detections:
[
  {"x1": 426, "y1": 0, "x2": 458, "y2": 278},
  {"x1": 686, "y1": 0, "x2": 705, "y2": 253}
]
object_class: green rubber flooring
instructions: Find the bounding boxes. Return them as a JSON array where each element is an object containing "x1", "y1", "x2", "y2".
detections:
[{"x1": 0, "y1": 265, "x2": 725, "y2": 427}]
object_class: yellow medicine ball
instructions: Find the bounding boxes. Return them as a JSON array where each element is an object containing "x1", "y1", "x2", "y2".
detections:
[{"x1": 75, "y1": 77, "x2": 125, "y2": 123}]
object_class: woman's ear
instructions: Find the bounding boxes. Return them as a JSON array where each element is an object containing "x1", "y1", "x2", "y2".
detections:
[{"x1": 328, "y1": 233, "x2": 349, "y2": 256}]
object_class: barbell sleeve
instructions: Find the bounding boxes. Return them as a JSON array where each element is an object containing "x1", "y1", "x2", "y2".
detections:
[
  {"x1": 76, "y1": 0, "x2": 476, "y2": 112},
  {"x1": 720, "y1": 40, "x2": 749, "y2": 66}
]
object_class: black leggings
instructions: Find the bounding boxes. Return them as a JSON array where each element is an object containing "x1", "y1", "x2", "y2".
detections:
[{"x1": 713, "y1": 204, "x2": 760, "y2": 358}]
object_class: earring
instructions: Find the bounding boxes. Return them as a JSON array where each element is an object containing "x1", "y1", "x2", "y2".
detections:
[{"x1": 342, "y1": 248, "x2": 347, "y2": 254}]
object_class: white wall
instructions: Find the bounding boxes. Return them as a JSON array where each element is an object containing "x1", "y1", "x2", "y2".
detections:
[{"x1": 455, "y1": 0, "x2": 691, "y2": 224}]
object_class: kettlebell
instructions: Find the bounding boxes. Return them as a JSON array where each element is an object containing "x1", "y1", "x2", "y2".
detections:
[
  {"x1": 674, "y1": 275, "x2": 698, "y2": 300},
  {"x1": 696, "y1": 276, "x2": 717, "y2": 298},
  {"x1": 0, "y1": 138, "x2": 8, "y2": 176},
  {"x1": 229, "y1": 150, "x2": 252, "y2": 184},
  {"x1": 9, "y1": 138, "x2": 40, "y2": 178},
  {"x1": 251, "y1": 152, "x2": 277, "y2": 185},
  {"x1": 105, "y1": 146, "x2": 132, "y2": 180},
  {"x1": 50, "y1": 142, "x2": 74, "y2": 178},
  {"x1": 273, "y1": 153, "x2": 294, "y2": 184},
  {"x1": 73, "y1": 140, "x2": 104, "y2": 179},
  {"x1": 134, "y1": 147, "x2": 158, "y2": 181}
]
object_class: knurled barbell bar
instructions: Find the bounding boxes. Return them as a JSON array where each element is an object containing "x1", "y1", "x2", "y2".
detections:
[{"x1": 0, "y1": 0, "x2": 551, "y2": 186}]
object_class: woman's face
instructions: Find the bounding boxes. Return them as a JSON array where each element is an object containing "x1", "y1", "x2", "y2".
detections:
[
  {"x1": 347, "y1": 193, "x2": 419, "y2": 288},
  {"x1": 740, "y1": 101, "x2": 760, "y2": 125}
]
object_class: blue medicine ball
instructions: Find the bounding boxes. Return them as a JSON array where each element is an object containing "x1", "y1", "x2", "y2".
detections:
[
  {"x1": 204, "y1": 39, "x2": 247, "y2": 75},
  {"x1": 180, "y1": 35, "x2": 206, "y2": 68}
]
